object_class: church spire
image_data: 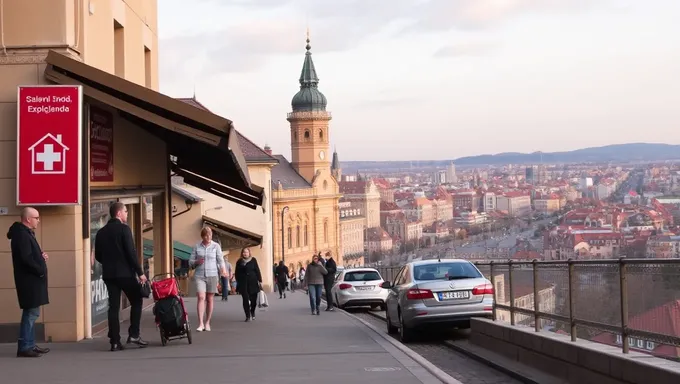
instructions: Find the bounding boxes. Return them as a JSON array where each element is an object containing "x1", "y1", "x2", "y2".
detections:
[{"x1": 291, "y1": 30, "x2": 327, "y2": 112}]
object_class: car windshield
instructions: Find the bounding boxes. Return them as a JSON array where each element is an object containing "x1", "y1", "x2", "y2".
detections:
[
  {"x1": 344, "y1": 271, "x2": 382, "y2": 282},
  {"x1": 413, "y1": 263, "x2": 482, "y2": 281}
]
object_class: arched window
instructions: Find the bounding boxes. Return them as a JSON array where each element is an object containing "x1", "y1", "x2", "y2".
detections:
[
  {"x1": 323, "y1": 221, "x2": 328, "y2": 243},
  {"x1": 304, "y1": 130, "x2": 310, "y2": 140},
  {"x1": 287, "y1": 227, "x2": 292, "y2": 249},
  {"x1": 319, "y1": 129, "x2": 324, "y2": 139},
  {"x1": 296, "y1": 225, "x2": 301, "y2": 247},
  {"x1": 304, "y1": 224, "x2": 309, "y2": 246}
]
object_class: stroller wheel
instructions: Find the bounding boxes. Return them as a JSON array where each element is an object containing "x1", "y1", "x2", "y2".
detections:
[
  {"x1": 160, "y1": 329, "x2": 167, "y2": 346},
  {"x1": 186, "y1": 324, "x2": 193, "y2": 344}
]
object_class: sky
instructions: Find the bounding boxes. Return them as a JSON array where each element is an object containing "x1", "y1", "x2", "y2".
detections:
[{"x1": 157, "y1": 0, "x2": 680, "y2": 161}]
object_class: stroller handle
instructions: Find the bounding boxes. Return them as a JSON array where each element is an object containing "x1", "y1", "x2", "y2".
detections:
[{"x1": 152, "y1": 273, "x2": 178, "y2": 282}]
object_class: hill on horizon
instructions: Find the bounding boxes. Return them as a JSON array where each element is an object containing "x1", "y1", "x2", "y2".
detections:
[{"x1": 341, "y1": 143, "x2": 680, "y2": 169}]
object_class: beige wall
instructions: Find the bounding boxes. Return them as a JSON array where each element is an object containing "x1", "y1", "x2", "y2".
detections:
[
  {"x1": 172, "y1": 164, "x2": 276, "y2": 291},
  {"x1": 0, "y1": 0, "x2": 160, "y2": 342}
]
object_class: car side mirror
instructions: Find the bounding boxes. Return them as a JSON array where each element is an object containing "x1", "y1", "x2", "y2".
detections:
[{"x1": 381, "y1": 281, "x2": 392, "y2": 289}]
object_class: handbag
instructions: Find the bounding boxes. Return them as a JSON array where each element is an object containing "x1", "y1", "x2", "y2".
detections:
[{"x1": 139, "y1": 280, "x2": 152, "y2": 299}]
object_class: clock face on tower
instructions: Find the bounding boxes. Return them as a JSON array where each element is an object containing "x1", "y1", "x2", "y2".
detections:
[{"x1": 319, "y1": 150, "x2": 326, "y2": 160}]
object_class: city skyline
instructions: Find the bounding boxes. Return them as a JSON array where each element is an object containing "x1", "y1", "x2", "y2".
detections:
[{"x1": 158, "y1": 0, "x2": 680, "y2": 161}]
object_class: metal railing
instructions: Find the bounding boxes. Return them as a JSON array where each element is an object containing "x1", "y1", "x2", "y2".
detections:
[{"x1": 377, "y1": 258, "x2": 680, "y2": 356}]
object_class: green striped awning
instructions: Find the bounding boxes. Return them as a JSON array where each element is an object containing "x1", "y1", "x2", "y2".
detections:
[{"x1": 143, "y1": 239, "x2": 192, "y2": 261}]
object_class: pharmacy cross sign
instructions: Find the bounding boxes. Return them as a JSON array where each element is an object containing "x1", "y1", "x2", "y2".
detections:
[
  {"x1": 17, "y1": 85, "x2": 83, "y2": 205},
  {"x1": 28, "y1": 133, "x2": 69, "y2": 174}
]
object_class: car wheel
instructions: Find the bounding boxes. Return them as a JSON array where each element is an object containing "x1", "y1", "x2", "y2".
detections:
[
  {"x1": 386, "y1": 310, "x2": 398, "y2": 334},
  {"x1": 398, "y1": 311, "x2": 413, "y2": 343}
]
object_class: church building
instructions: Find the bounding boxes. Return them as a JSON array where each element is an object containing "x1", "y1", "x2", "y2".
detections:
[{"x1": 270, "y1": 36, "x2": 342, "y2": 271}]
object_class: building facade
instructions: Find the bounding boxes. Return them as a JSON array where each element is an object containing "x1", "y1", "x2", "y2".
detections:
[
  {"x1": 339, "y1": 201, "x2": 365, "y2": 266},
  {"x1": 0, "y1": 1, "x2": 262, "y2": 342},
  {"x1": 270, "y1": 37, "x2": 342, "y2": 271}
]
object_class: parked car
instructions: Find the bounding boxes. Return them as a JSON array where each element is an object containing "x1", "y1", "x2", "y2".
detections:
[
  {"x1": 382, "y1": 259, "x2": 494, "y2": 342},
  {"x1": 331, "y1": 268, "x2": 388, "y2": 310}
]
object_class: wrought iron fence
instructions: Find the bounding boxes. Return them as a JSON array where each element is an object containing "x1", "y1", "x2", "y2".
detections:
[{"x1": 377, "y1": 259, "x2": 680, "y2": 358}]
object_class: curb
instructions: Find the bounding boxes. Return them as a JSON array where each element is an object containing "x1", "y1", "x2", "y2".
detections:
[{"x1": 340, "y1": 309, "x2": 464, "y2": 384}]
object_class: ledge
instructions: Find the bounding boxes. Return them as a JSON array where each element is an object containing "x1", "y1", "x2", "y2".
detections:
[{"x1": 469, "y1": 318, "x2": 680, "y2": 384}]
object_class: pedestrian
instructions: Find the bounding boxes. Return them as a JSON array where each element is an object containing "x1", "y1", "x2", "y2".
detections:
[
  {"x1": 189, "y1": 227, "x2": 227, "y2": 332},
  {"x1": 323, "y1": 251, "x2": 337, "y2": 311},
  {"x1": 304, "y1": 254, "x2": 327, "y2": 316},
  {"x1": 234, "y1": 247, "x2": 263, "y2": 322},
  {"x1": 94, "y1": 202, "x2": 148, "y2": 351},
  {"x1": 8, "y1": 207, "x2": 50, "y2": 358},
  {"x1": 220, "y1": 255, "x2": 233, "y2": 302},
  {"x1": 275, "y1": 260, "x2": 289, "y2": 299}
]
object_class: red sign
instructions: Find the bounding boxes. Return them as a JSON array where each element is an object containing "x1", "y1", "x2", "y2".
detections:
[
  {"x1": 17, "y1": 85, "x2": 82, "y2": 205},
  {"x1": 89, "y1": 106, "x2": 114, "y2": 182}
]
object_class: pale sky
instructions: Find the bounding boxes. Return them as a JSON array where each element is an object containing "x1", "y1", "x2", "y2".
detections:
[{"x1": 158, "y1": 0, "x2": 680, "y2": 161}]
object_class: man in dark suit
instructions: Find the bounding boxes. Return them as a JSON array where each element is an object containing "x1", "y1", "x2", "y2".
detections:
[
  {"x1": 323, "y1": 251, "x2": 337, "y2": 311},
  {"x1": 94, "y1": 202, "x2": 148, "y2": 351},
  {"x1": 7, "y1": 207, "x2": 50, "y2": 358},
  {"x1": 275, "y1": 260, "x2": 289, "y2": 299}
]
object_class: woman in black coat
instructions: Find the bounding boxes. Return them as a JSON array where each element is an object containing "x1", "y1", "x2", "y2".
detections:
[{"x1": 234, "y1": 248, "x2": 262, "y2": 322}]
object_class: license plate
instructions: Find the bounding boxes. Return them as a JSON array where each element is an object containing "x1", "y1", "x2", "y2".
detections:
[
  {"x1": 357, "y1": 286, "x2": 373, "y2": 291},
  {"x1": 439, "y1": 291, "x2": 470, "y2": 300}
]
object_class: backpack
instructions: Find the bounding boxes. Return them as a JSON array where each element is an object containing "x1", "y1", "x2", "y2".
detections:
[{"x1": 153, "y1": 296, "x2": 184, "y2": 333}]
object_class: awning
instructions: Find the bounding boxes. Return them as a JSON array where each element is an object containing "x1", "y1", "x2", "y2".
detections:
[
  {"x1": 202, "y1": 215, "x2": 262, "y2": 249},
  {"x1": 143, "y1": 238, "x2": 192, "y2": 261},
  {"x1": 43, "y1": 51, "x2": 263, "y2": 210}
]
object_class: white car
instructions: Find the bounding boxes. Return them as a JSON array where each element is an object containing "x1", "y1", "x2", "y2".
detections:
[{"x1": 331, "y1": 268, "x2": 388, "y2": 310}]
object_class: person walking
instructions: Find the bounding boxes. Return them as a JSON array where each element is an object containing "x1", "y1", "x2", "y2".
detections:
[
  {"x1": 234, "y1": 248, "x2": 262, "y2": 322},
  {"x1": 275, "y1": 260, "x2": 289, "y2": 299},
  {"x1": 8, "y1": 207, "x2": 50, "y2": 358},
  {"x1": 189, "y1": 227, "x2": 227, "y2": 332},
  {"x1": 220, "y1": 256, "x2": 233, "y2": 301},
  {"x1": 94, "y1": 202, "x2": 148, "y2": 351},
  {"x1": 304, "y1": 254, "x2": 327, "y2": 316},
  {"x1": 323, "y1": 251, "x2": 337, "y2": 311}
]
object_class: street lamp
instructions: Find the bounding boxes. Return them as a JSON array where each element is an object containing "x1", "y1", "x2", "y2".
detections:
[{"x1": 281, "y1": 206, "x2": 289, "y2": 264}]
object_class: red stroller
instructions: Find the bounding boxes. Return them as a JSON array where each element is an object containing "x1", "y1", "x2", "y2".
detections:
[{"x1": 151, "y1": 273, "x2": 192, "y2": 346}]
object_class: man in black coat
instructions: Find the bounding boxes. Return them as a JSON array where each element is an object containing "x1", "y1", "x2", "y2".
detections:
[
  {"x1": 8, "y1": 207, "x2": 50, "y2": 358},
  {"x1": 323, "y1": 251, "x2": 337, "y2": 311},
  {"x1": 275, "y1": 260, "x2": 289, "y2": 299},
  {"x1": 94, "y1": 202, "x2": 148, "y2": 351}
]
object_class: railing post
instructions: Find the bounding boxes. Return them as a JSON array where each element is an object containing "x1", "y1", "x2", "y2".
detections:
[
  {"x1": 490, "y1": 261, "x2": 497, "y2": 321},
  {"x1": 568, "y1": 258, "x2": 576, "y2": 341},
  {"x1": 533, "y1": 259, "x2": 540, "y2": 332},
  {"x1": 508, "y1": 259, "x2": 515, "y2": 326},
  {"x1": 619, "y1": 257, "x2": 629, "y2": 353}
]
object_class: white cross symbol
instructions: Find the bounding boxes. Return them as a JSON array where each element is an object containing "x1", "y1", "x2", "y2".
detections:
[{"x1": 36, "y1": 144, "x2": 62, "y2": 171}]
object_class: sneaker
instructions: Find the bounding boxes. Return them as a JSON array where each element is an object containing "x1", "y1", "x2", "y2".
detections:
[
  {"x1": 126, "y1": 336, "x2": 148, "y2": 348},
  {"x1": 109, "y1": 343, "x2": 125, "y2": 352},
  {"x1": 245, "y1": 317, "x2": 251, "y2": 322},
  {"x1": 196, "y1": 325, "x2": 205, "y2": 332}
]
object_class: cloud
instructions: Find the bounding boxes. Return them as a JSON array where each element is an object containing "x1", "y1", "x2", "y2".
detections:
[
  {"x1": 433, "y1": 41, "x2": 500, "y2": 58},
  {"x1": 159, "y1": 0, "x2": 601, "y2": 79}
]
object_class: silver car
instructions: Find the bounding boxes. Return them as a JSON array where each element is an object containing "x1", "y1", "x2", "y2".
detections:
[
  {"x1": 382, "y1": 259, "x2": 494, "y2": 342},
  {"x1": 331, "y1": 268, "x2": 388, "y2": 310}
]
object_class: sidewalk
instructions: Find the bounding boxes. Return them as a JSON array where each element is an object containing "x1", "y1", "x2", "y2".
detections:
[{"x1": 0, "y1": 291, "x2": 449, "y2": 384}]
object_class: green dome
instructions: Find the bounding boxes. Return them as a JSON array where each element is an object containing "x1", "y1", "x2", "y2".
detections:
[
  {"x1": 292, "y1": 87, "x2": 327, "y2": 112},
  {"x1": 291, "y1": 38, "x2": 327, "y2": 112}
]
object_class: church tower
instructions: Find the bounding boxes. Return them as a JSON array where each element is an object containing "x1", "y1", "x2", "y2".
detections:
[{"x1": 287, "y1": 33, "x2": 332, "y2": 183}]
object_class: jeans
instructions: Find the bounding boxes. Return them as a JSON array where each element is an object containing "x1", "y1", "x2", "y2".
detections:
[
  {"x1": 220, "y1": 276, "x2": 230, "y2": 299},
  {"x1": 308, "y1": 284, "x2": 323, "y2": 311},
  {"x1": 18, "y1": 307, "x2": 40, "y2": 352},
  {"x1": 104, "y1": 277, "x2": 143, "y2": 344}
]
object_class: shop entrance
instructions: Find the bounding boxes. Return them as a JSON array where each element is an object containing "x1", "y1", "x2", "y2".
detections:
[{"x1": 89, "y1": 191, "x2": 161, "y2": 333}]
